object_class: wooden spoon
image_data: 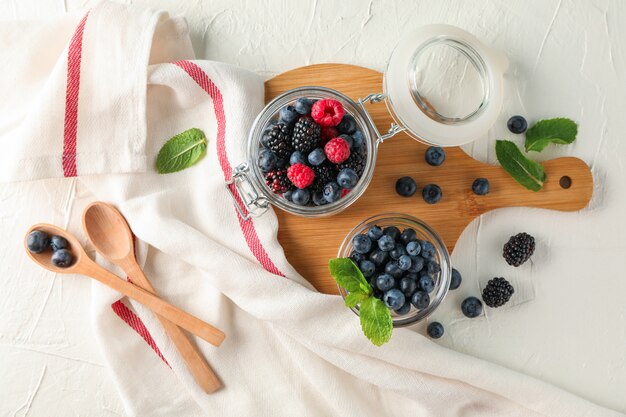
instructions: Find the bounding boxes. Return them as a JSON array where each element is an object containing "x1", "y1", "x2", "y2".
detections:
[
  {"x1": 82, "y1": 202, "x2": 221, "y2": 393},
  {"x1": 24, "y1": 224, "x2": 225, "y2": 347}
]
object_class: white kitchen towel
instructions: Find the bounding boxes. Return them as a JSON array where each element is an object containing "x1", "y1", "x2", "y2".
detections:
[{"x1": 1, "y1": 2, "x2": 621, "y2": 417}]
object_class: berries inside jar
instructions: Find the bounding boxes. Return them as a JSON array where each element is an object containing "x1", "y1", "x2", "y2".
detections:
[{"x1": 258, "y1": 96, "x2": 368, "y2": 207}]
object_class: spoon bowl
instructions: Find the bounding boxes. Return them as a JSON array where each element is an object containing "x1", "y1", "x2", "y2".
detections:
[
  {"x1": 82, "y1": 203, "x2": 132, "y2": 261},
  {"x1": 24, "y1": 223, "x2": 86, "y2": 274}
]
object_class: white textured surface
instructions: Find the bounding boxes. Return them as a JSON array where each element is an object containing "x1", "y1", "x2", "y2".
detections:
[{"x1": 1, "y1": 0, "x2": 625, "y2": 415}]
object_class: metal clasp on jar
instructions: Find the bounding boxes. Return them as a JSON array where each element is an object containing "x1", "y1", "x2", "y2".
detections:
[
  {"x1": 358, "y1": 93, "x2": 406, "y2": 145},
  {"x1": 225, "y1": 163, "x2": 269, "y2": 221}
]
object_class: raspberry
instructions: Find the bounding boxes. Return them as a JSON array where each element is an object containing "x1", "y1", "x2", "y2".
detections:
[
  {"x1": 340, "y1": 188, "x2": 350, "y2": 198},
  {"x1": 324, "y1": 137, "x2": 351, "y2": 164},
  {"x1": 311, "y1": 99, "x2": 344, "y2": 127},
  {"x1": 320, "y1": 126, "x2": 338, "y2": 142},
  {"x1": 287, "y1": 163, "x2": 315, "y2": 189}
]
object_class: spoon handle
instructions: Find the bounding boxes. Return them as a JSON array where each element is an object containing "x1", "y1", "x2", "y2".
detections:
[
  {"x1": 80, "y1": 262, "x2": 225, "y2": 347},
  {"x1": 122, "y1": 259, "x2": 222, "y2": 393}
]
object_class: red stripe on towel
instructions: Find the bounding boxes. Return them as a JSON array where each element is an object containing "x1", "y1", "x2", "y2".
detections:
[
  {"x1": 111, "y1": 299, "x2": 170, "y2": 367},
  {"x1": 173, "y1": 60, "x2": 286, "y2": 277},
  {"x1": 62, "y1": 12, "x2": 89, "y2": 177}
]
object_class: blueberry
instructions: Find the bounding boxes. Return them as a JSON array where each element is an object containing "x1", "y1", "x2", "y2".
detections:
[
  {"x1": 294, "y1": 98, "x2": 314, "y2": 115},
  {"x1": 367, "y1": 225, "x2": 383, "y2": 241},
  {"x1": 507, "y1": 115, "x2": 527, "y2": 134},
  {"x1": 450, "y1": 268, "x2": 462, "y2": 290},
  {"x1": 461, "y1": 296, "x2": 483, "y2": 318},
  {"x1": 338, "y1": 134, "x2": 353, "y2": 148},
  {"x1": 51, "y1": 249, "x2": 72, "y2": 267},
  {"x1": 398, "y1": 255, "x2": 412, "y2": 271},
  {"x1": 389, "y1": 243, "x2": 406, "y2": 260},
  {"x1": 50, "y1": 235, "x2": 68, "y2": 252},
  {"x1": 420, "y1": 241, "x2": 436, "y2": 259},
  {"x1": 369, "y1": 249, "x2": 389, "y2": 266},
  {"x1": 337, "y1": 168, "x2": 359, "y2": 189},
  {"x1": 376, "y1": 274, "x2": 395, "y2": 291},
  {"x1": 395, "y1": 176, "x2": 417, "y2": 197},
  {"x1": 337, "y1": 114, "x2": 357, "y2": 134},
  {"x1": 258, "y1": 150, "x2": 278, "y2": 172},
  {"x1": 427, "y1": 322, "x2": 444, "y2": 339},
  {"x1": 383, "y1": 289, "x2": 405, "y2": 310},
  {"x1": 289, "y1": 151, "x2": 306, "y2": 166},
  {"x1": 279, "y1": 105, "x2": 299, "y2": 125},
  {"x1": 399, "y1": 277, "x2": 417, "y2": 296},
  {"x1": 399, "y1": 228, "x2": 417, "y2": 245},
  {"x1": 350, "y1": 251, "x2": 366, "y2": 264},
  {"x1": 384, "y1": 262, "x2": 403, "y2": 279},
  {"x1": 283, "y1": 190, "x2": 294, "y2": 201},
  {"x1": 261, "y1": 132, "x2": 272, "y2": 148},
  {"x1": 406, "y1": 241, "x2": 421, "y2": 256},
  {"x1": 411, "y1": 291, "x2": 430, "y2": 309},
  {"x1": 312, "y1": 191, "x2": 327, "y2": 206},
  {"x1": 395, "y1": 301, "x2": 412, "y2": 315},
  {"x1": 308, "y1": 148, "x2": 326, "y2": 166},
  {"x1": 352, "y1": 234, "x2": 372, "y2": 254},
  {"x1": 383, "y1": 226, "x2": 401, "y2": 241},
  {"x1": 472, "y1": 178, "x2": 490, "y2": 196},
  {"x1": 359, "y1": 260, "x2": 376, "y2": 277},
  {"x1": 323, "y1": 182, "x2": 341, "y2": 203},
  {"x1": 408, "y1": 255, "x2": 425, "y2": 273},
  {"x1": 422, "y1": 184, "x2": 442, "y2": 204},
  {"x1": 378, "y1": 235, "x2": 395, "y2": 252},
  {"x1": 419, "y1": 275, "x2": 435, "y2": 293},
  {"x1": 26, "y1": 230, "x2": 50, "y2": 254},
  {"x1": 351, "y1": 130, "x2": 364, "y2": 150},
  {"x1": 291, "y1": 189, "x2": 310, "y2": 205},
  {"x1": 426, "y1": 261, "x2": 441, "y2": 276},
  {"x1": 425, "y1": 146, "x2": 445, "y2": 166}
]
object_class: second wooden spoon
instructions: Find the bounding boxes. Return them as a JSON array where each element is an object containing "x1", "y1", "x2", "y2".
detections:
[{"x1": 82, "y1": 202, "x2": 221, "y2": 393}]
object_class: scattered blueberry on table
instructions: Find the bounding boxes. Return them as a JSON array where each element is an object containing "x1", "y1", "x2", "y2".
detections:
[
  {"x1": 461, "y1": 296, "x2": 483, "y2": 318},
  {"x1": 422, "y1": 184, "x2": 442, "y2": 204},
  {"x1": 425, "y1": 146, "x2": 446, "y2": 166},
  {"x1": 472, "y1": 178, "x2": 490, "y2": 195},
  {"x1": 427, "y1": 322, "x2": 445, "y2": 339},
  {"x1": 507, "y1": 115, "x2": 528, "y2": 134},
  {"x1": 449, "y1": 268, "x2": 462, "y2": 290},
  {"x1": 259, "y1": 97, "x2": 367, "y2": 206},
  {"x1": 395, "y1": 176, "x2": 417, "y2": 197}
]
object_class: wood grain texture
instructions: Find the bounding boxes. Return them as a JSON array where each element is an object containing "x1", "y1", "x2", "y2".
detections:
[{"x1": 265, "y1": 64, "x2": 593, "y2": 295}]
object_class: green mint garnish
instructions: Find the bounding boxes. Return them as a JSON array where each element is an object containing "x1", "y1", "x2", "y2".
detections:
[
  {"x1": 358, "y1": 296, "x2": 393, "y2": 346},
  {"x1": 496, "y1": 140, "x2": 546, "y2": 192},
  {"x1": 329, "y1": 258, "x2": 392, "y2": 346},
  {"x1": 156, "y1": 128, "x2": 207, "y2": 174},
  {"x1": 524, "y1": 118, "x2": 578, "y2": 152}
]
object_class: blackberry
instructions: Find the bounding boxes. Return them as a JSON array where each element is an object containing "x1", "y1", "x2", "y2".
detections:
[
  {"x1": 337, "y1": 148, "x2": 366, "y2": 176},
  {"x1": 503, "y1": 232, "x2": 535, "y2": 266},
  {"x1": 264, "y1": 169, "x2": 293, "y2": 194},
  {"x1": 291, "y1": 116, "x2": 321, "y2": 153},
  {"x1": 482, "y1": 277, "x2": 514, "y2": 308},
  {"x1": 310, "y1": 164, "x2": 336, "y2": 192},
  {"x1": 265, "y1": 122, "x2": 293, "y2": 159}
]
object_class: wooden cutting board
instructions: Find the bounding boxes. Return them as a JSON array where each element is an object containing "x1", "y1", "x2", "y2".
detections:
[{"x1": 266, "y1": 64, "x2": 593, "y2": 294}]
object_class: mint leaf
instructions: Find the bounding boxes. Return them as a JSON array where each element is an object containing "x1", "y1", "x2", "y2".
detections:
[
  {"x1": 328, "y1": 258, "x2": 371, "y2": 295},
  {"x1": 156, "y1": 128, "x2": 207, "y2": 174},
  {"x1": 525, "y1": 118, "x2": 577, "y2": 152},
  {"x1": 359, "y1": 297, "x2": 392, "y2": 346},
  {"x1": 496, "y1": 140, "x2": 546, "y2": 192},
  {"x1": 344, "y1": 291, "x2": 369, "y2": 308}
]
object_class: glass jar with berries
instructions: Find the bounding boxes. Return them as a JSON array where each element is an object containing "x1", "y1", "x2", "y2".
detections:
[{"x1": 228, "y1": 24, "x2": 508, "y2": 219}]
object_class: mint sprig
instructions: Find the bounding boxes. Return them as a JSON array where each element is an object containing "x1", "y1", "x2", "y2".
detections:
[
  {"x1": 496, "y1": 140, "x2": 546, "y2": 192},
  {"x1": 329, "y1": 258, "x2": 392, "y2": 346},
  {"x1": 525, "y1": 118, "x2": 577, "y2": 152},
  {"x1": 156, "y1": 128, "x2": 207, "y2": 174}
]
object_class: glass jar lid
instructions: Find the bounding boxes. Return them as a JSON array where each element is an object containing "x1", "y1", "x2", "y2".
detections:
[{"x1": 384, "y1": 24, "x2": 508, "y2": 147}]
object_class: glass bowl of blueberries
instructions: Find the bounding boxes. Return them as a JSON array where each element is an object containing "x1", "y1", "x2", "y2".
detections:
[
  {"x1": 337, "y1": 213, "x2": 451, "y2": 326},
  {"x1": 229, "y1": 86, "x2": 378, "y2": 219}
]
